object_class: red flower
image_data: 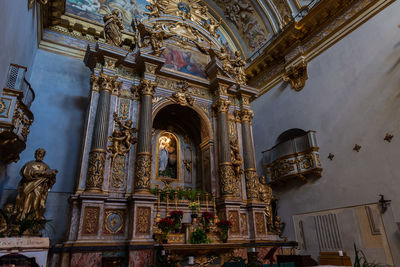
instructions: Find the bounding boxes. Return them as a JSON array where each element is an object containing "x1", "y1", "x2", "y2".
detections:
[
  {"x1": 170, "y1": 210, "x2": 183, "y2": 217},
  {"x1": 158, "y1": 218, "x2": 175, "y2": 232},
  {"x1": 201, "y1": 211, "x2": 214, "y2": 221},
  {"x1": 217, "y1": 220, "x2": 232, "y2": 230}
]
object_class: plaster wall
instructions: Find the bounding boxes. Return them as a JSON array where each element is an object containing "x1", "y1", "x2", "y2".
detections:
[
  {"x1": 0, "y1": 0, "x2": 38, "y2": 90},
  {"x1": 252, "y1": 1, "x2": 400, "y2": 264},
  {"x1": 0, "y1": 49, "x2": 91, "y2": 243}
]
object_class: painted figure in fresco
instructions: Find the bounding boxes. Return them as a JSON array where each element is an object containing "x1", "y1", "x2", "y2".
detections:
[
  {"x1": 158, "y1": 133, "x2": 178, "y2": 178},
  {"x1": 159, "y1": 136, "x2": 169, "y2": 172},
  {"x1": 103, "y1": 9, "x2": 124, "y2": 46},
  {"x1": 163, "y1": 47, "x2": 206, "y2": 78},
  {"x1": 14, "y1": 148, "x2": 57, "y2": 221}
]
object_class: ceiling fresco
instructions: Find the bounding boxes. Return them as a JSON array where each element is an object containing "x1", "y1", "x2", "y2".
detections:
[{"x1": 62, "y1": 0, "x2": 313, "y2": 58}]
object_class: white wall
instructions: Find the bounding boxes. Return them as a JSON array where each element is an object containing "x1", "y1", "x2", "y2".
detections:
[{"x1": 252, "y1": 1, "x2": 400, "y2": 264}]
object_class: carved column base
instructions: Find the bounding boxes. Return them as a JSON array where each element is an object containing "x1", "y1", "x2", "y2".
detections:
[
  {"x1": 85, "y1": 150, "x2": 106, "y2": 192},
  {"x1": 244, "y1": 169, "x2": 260, "y2": 201},
  {"x1": 134, "y1": 152, "x2": 152, "y2": 193},
  {"x1": 219, "y1": 163, "x2": 240, "y2": 199}
]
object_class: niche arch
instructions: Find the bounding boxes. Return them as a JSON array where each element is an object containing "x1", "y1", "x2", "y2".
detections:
[{"x1": 151, "y1": 102, "x2": 215, "y2": 191}]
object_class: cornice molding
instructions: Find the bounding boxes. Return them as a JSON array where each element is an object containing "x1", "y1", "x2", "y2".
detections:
[{"x1": 246, "y1": 0, "x2": 395, "y2": 97}]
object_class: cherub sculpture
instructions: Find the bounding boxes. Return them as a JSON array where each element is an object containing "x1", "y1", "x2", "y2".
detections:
[
  {"x1": 205, "y1": 18, "x2": 221, "y2": 38},
  {"x1": 103, "y1": 9, "x2": 124, "y2": 47},
  {"x1": 195, "y1": 43, "x2": 233, "y2": 76},
  {"x1": 171, "y1": 80, "x2": 195, "y2": 106},
  {"x1": 107, "y1": 113, "x2": 137, "y2": 162}
]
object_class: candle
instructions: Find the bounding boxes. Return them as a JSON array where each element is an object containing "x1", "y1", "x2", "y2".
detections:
[
  {"x1": 188, "y1": 256, "x2": 194, "y2": 264},
  {"x1": 251, "y1": 248, "x2": 256, "y2": 252},
  {"x1": 161, "y1": 250, "x2": 165, "y2": 256},
  {"x1": 338, "y1": 250, "x2": 343, "y2": 257}
]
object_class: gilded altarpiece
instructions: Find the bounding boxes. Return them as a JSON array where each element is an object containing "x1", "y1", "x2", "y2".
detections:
[{"x1": 60, "y1": 3, "x2": 285, "y2": 266}]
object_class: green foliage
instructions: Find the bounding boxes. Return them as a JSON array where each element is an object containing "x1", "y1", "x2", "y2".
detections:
[
  {"x1": 0, "y1": 209, "x2": 50, "y2": 237},
  {"x1": 150, "y1": 187, "x2": 208, "y2": 202},
  {"x1": 190, "y1": 227, "x2": 211, "y2": 244}
]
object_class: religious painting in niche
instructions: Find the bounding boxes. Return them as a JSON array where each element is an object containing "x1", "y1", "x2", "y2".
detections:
[
  {"x1": 158, "y1": 132, "x2": 178, "y2": 179},
  {"x1": 161, "y1": 45, "x2": 209, "y2": 78},
  {"x1": 65, "y1": 0, "x2": 148, "y2": 31}
]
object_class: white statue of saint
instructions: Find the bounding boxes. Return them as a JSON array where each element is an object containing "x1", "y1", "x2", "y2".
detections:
[{"x1": 159, "y1": 137, "x2": 169, "y2": 172}]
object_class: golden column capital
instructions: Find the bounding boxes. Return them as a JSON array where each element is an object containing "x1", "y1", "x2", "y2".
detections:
[
  {"x1": 213, "y1": 98, "x2": 231, "y2": 113},
  {"x1": 91, "y1": 72, "x2": 121, "y2": 93},
  {"x1": 240, "y1": 108, "x2": 254, "y2": 122},
  {"x1": 132, "y1": 79, "x2": 157, "y2": 97}
]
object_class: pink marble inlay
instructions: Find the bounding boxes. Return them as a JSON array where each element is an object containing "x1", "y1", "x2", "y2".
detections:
[
  {"x1": 129, "y1": 249, "x2": 154, "y2": 267},
  {"x1": 70, "y1": 252, "x2": 102, "y2": 267}
]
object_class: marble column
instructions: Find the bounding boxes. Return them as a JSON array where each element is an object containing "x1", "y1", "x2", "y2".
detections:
[
  {"x1": 134, "y1": 79, "x2": 157, "y2": 193},
  {"x1": 214, "y1": 98, "x2": 238, "y2": 198},
  {"x1": 240, "y1": 108, "x2": 259, "y2": 200},
  {"x1": 85, "y1": 73, "x2": 120, "y2": 192}
]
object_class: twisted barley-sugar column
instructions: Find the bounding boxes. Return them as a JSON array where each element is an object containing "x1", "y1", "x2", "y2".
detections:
[
  {"x1": 134, "y1": 79, "x2": 156, "y2": 193},
  {"x1": 214, "y1": 98, "x2": 238, "y2": 198},
  {"x1": 85, "y1": 73, "x2": 120, "y2": 192},
  {"x1": 240, "y1": 108, "x2": 259, "y2": 200}
]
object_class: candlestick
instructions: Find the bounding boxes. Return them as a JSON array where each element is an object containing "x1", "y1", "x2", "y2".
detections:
[
  {"x1": 156, "y1": 187, "x2": 161, "y2": 222},
  {"x1": 205, "y1": 193, "x2": 209, "y2": 212},
  {"x1": 196, "y1": 192, "x2": 201, "y2": 214},
  {"x1": 174, "y1": 190, "x2": 178, "y2": 210},
  {"x1": 166, "y1": 191, "x2": 170, "y2": 215}
]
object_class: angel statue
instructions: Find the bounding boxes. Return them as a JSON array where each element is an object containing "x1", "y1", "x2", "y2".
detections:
[
  {"x1": 138, "y1": 23, "x2": 173, "y2": 56},
  {"x1": 195, "y1": 42, "x2": 233, "y2": 75},
  {"x1": 107, "y1": 113, "x2": 137, "y2": 162},
  {"x1": 14, "y1": 148, "x2": 57, "y2": 221},
  {"x1": 205, "y1": 18, "x2": 221, "y2": 38},
  {"x1": 103, "y1": 9, "x2": 124, "y2": 46},
  {"x1": 230, "y1": 138, "x2": 243, "y2": 179},
  {"x1": 231, "y1": 51, "x2": 247, "y2": 84}
]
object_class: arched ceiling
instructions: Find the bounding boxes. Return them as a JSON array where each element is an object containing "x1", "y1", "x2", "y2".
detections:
[{"x1": 52, "y1": 0, "x2": 313, "y2": 59}]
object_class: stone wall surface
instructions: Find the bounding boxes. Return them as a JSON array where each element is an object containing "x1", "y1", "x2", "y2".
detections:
[{"x1": 252, "y1": 1, "x2": 400, "y2": 264}]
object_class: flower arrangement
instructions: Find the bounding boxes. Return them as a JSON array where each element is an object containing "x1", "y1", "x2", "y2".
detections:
[
  {"x1": 158, "y1": 218, "x2": 174, "y2": 241},
  {"x1": 217, "y1": 220, "x2": 232, "y2": 242},
  {"x1": 190, "y1": 227, "x2": 210, "y2": 244},
  {"x1": 201, "y1": 211, "x2": 214, "y2": 230},
  {"x1": 188, "y1": 201, "x2": 200, "y2": 212},
  {"x1": 169, "y1": 210, "x2": 183, "y2": 232}
]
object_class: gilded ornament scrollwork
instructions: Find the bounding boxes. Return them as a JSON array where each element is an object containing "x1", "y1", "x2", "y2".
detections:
[
  {"x1": 218, "y1": 163, "x2": 239, "y2": 197},
  {"x1": 228, "y1": 210, "x2": 240, "y2": 234},
  {"x1": 111, "y1": 154, "x2": 125, "y2": 189},
  {"x1": 104, "y1": 210, "x2": 124, "y2": 234},
  {"x1": 135, "y1": 207, "x2": 151, "y2": 235},
  {"x1": 255, "y1": 212, "x2": 266, "y2": 235},
  {"x1": 86, "y1": 150, "x2": 106, "y2": 191},
  {"x1": 240, "y1": 108, "x2": 254, "y2": 122},
  {"x1": 244, "y1": 169, "x2": 259, "y2": 200},
  {"x1": 133, "y1": 79, "x2": 157, "y2": 97},
  {"x1": 282, "y1": 59, "x2": 308, "y2": 91},
  {"x1": 82, "y1": 207, "x2": 100, "y2": 235},
  {"x1": 135, "y1": 153, "x2": 152, "y2": 191},
  {"x1": 213, "y1": 98, "x2": 231, "y2": 114}
]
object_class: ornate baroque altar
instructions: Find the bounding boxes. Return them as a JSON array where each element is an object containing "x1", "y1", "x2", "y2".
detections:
[{"x1": 54, "y1": 2, "x2": 293, "y2": 266}]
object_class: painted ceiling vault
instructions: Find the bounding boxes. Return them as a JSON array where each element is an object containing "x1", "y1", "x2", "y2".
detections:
[{"x1": 49, "y1": 0, "x2": 314, "y2": 58}]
